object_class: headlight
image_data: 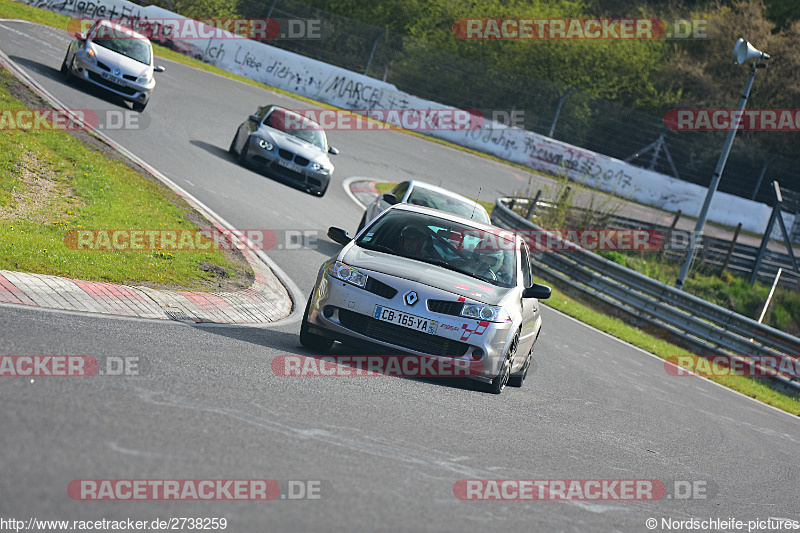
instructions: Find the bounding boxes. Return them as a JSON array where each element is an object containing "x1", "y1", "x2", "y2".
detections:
[
  {"x1": 80, "y1": 47, "x2": 97, "y2": 65},
  {"x1": 327, "y1": 261, "x2": 367, "y2": 288},
  {"x1": 461, "y1": 303, "x2": 505, "y2": 322},
  {"x1": 256, "y1": 138, "x2": 273, "y2": 151},
  {"x1": 311, "y1": 162, "x2": 332, "y2": 175},
  {"x1": 136, "y1": 73, "x2": 152, "y2": 83}
]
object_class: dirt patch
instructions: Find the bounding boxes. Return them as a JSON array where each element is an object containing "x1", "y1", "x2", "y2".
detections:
[
  {"x1": 0, "y1": 150, "x2": 84, "y2": 222},
  {"x1": 1, "y1": 67, "x2": 255, "y2": 293}
]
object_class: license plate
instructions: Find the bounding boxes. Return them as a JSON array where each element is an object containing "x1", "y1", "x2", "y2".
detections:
[
  {"x1": 374, "y1": 305, "x2": 437, "y2": 335},
  {"x1": 100, "y1": 72, "x2": 127, "y2": 87},
  {"x1": 277, "y1": 158, "x2": 302, "y2": 173}
]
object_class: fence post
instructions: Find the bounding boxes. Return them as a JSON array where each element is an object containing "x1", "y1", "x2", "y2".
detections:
[
  {"x1": 720, "y1": 222, "x2": 742, "y2": 275},
  {"x1": 525, "y1": 190, "x2": 542, "y2": 220},
  {"x1": 658, "y1": 210, "x2": 681, "y2": 260},
  {"x1": 364, "y1": 28, "x2": 387, "y2": 76}
]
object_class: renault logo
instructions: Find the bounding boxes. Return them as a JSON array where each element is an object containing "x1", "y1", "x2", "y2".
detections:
[{"x1": 404, "y1": 291, "x2": 418, "y2": 306}]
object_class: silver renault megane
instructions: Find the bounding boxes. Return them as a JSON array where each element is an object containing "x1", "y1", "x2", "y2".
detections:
[{"x1": 300, "y1": 204, "x2": 551, "y2": 393}]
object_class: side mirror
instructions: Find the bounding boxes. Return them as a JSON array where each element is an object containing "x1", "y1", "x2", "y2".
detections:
[
  {"x1": 382, "y1": 193, "x2": 398, "y2": 206},
  {"x1": 522, "y1": 283, "x2": 551, "y2": 300},
  {"x1": 327, "y1": 227, "x2": 351, "y2": 246},
  {"x1": 328, "y1": 146, "x2": 339, "y2": 155},
  {"x1": 74, "y1": 32, "x2": 86, "y2": 41},
  {"x1": 154, "y1": 65, "x2": 166, "y2": 73},
  {"x1": 248, "y1": 114, "x2": 260, "y2": 123}
]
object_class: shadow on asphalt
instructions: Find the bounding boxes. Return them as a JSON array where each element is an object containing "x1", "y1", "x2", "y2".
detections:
[
  {"x1": 188, "y1": 139, "x2": 329, "y2": 199},
  {"x1": 10, "y1": 55, "x2": 131, "y2": 110},
  {"x1": 191, "y1": 323, "x2": 491, "y2": 393}
]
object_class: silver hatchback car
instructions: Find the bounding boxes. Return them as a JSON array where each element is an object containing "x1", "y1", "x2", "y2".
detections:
[
  {"x1": 61, "y1": 20, "x2": 165, "y2": 111},
  {"x1": 300, "y1": 204, "x2": 550, "y2": 393},
  {"x1": 359, "y1": 180, "x2": 491, "y2": 231}
]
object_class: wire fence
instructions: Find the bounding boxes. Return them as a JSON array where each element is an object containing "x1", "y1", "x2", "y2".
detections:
[{"x1": 144, "y1": 0, "x2": 800, "y2": 224}]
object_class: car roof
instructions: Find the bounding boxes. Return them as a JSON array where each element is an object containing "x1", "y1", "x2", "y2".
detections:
[{"x1": 389, "y1": 203, "x2": 510, "y2": 236}]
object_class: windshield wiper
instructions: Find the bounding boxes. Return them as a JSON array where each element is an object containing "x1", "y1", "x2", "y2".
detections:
[{"x1": 357, "y1": 242, "x2": 397, "y2": 255}]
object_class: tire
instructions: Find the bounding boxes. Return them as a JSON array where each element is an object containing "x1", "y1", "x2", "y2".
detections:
[
  {"x1": 60, "y1": 50, "x2": 69, "y2": 73},
  {"x1": 63, "y1": 53, "x2": 74, "y2": 83},
  {"x1": 357, "y1": 212, "x2": 367, "y2": 232},
  {"x1": 132, "y1": 100, "x2": 147, "y2": 112},
  {"x1": 299, "y1": 294, "x2": 333, "y2": 353},
  {"x1": 237, "y1": 135, "x2": 250, "y2": 164},
  {"x1": 228, "y1": 131, "x2": 240, "y2": 156},
  {"x1": 484, "y1": 331, "x2": 518, "y2": 394},
  {"x1": 508, "y1": 347, "x2": 532, "y2": 388}
]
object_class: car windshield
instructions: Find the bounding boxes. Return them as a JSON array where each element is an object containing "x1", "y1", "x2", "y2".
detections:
[
  {"x1": 91, "y1": 25, "x2": 152, "y2": 65},
  {"x1": 264, "y1": 108, "x2": 327, "y2": 151},
  {"x1": 356, "y1": 210, "x2": 516, "y2": 288},
  {"x1": 406, "y1": 187, "x2": 490, "y2": 224}
]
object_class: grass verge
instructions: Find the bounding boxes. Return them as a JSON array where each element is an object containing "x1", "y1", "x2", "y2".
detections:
[{"x1": 0, "y1": 65, "x2": 252, "y2": 290}]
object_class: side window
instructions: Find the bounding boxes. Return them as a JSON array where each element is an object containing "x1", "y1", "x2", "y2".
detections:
[
  {"x1": 391, "y1": 182, "x2": 410, "y2": 201},
  {"x1": 520, "y1": 242, "x2": 532, "y2": 288}
]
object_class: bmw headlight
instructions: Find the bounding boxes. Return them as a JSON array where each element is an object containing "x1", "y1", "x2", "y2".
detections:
[
  {"x1": 256, "y1": 138, "x2": 273, "y2": 151},
  {"x1": 327, "y1": 261, "x2": 367, "y2": 288},
  {"x1": 311, "y1": 162, "x2": 332, "y2": 175},
  {"x1": 461, "y1": 303, "x2": 505, "y2": 322}
]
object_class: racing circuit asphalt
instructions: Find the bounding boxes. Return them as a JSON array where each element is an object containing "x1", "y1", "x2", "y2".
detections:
[{"x1": 0, "y1": 20, "x2": 798, "y2": 532}]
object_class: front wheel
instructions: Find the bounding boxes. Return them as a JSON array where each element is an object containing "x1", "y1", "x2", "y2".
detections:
[
  {"x1": 484, "y1": 332, "x2": 518, "y2": 394},
  {"x1": 132, "y1": 100, "x2": 147, "y2": 112},
  {"x1": 62, "y1": 52, "x2": 74, "y2": 83},
  {"x1": 299, "y1": 295, "x2": 333, "y2": 353},
  {"x1": 508, "y1": 347, "x2": 532, "y2": 388},
  {"x1": 229, "y1": 130, "x2": 240, "y2": 156}
]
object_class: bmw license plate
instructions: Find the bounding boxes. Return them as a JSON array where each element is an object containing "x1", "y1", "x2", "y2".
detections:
[
  {"x1": 374, "y1": 305, "x2": 437, "y2": 334},
  {"x1": 277, "y1": 158, "x2": 302, "y2": 173},
  {"x1": 100, "y1": 72, "x2": 127, "y2": 87}
]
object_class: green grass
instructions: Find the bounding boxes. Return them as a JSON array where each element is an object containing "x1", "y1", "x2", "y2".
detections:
[
  {"x1": 595, "y1": 250, "x2": 800, "y2": 336},
  {"x1": 0, "y1": 67, "x2": 248, "y2": 289},
  {"x1": 534, "y1": 275, "x2": 800, "y2": 416}
]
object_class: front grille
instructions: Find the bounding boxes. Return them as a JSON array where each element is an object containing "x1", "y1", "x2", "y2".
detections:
[
  {"x1": 278, "y1": 148, "x2": 294, "y2": 160},
  {"x1": 295, "y1": 156, "x2": 309, "y2": 167},
  {"x1": 365, "y1": 278, "x2": 397, "y2": 299},
  {"x1": 122, "y1": 74, "x2": 137, "y2": 81},
  {"x1": 427, "y1": 299, "x2": 464, "y2": 317},
  {"x1": 87, "y1": 71, "x2": 137, "y2": 95},
  {"x1": 338, "y1": 309, "x2": 470, "y2": 356},
  {"x1": 97, "y1": 61, "x2": 110, "y2": 71}
]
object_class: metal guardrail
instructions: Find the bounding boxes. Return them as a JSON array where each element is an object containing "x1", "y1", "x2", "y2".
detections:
[{"x1": 492, "y1": 198, "x2": 800, "y2": 392}]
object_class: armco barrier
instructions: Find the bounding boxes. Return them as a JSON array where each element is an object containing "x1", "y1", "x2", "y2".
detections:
[{"x1": 492, "y1": 198, "x2": 800, "y2": 392}]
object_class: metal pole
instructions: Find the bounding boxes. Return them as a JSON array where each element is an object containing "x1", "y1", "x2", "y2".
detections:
[
  {"x1": 757, "y1": 268, "x2": 782, "y2": 323},
  {"x1": 548, "y1": 87, "x2": 572, "y2": 138},
  {"x1": 751, "y1": 154, "x2": 777, "y2": 200},
  {"x1": 364, "y1": 28, "x2": 387, "y2": 76},
  {"x1": 749, "y1": 204, "x2": 779, "y2": 286},
  {"x1": 675, "y1": 63, "x2": 758, "y2": 290}
]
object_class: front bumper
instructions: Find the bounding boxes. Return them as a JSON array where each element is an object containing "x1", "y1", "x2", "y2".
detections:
[
  {"x1": 72, "y1": 56, "x2": 153, "y2": 104},
  {"x1": 306, "y1": 266, "x2": 515, "y2": 382},
  {"x1": 243, "y1": 138, "x2": 331, "y2": 194}
]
